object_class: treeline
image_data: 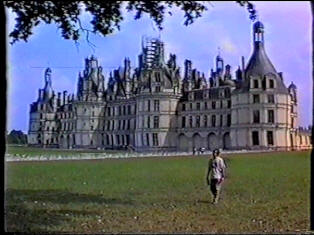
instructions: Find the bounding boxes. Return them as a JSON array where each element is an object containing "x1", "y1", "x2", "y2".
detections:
[{"x1": 6, "y1": 130, "x2": 28, "y2": 145}]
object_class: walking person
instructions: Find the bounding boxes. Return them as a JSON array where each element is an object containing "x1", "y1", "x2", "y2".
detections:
[{"x1": 206, "y1": 149, "x2": 226, "y2": 204}]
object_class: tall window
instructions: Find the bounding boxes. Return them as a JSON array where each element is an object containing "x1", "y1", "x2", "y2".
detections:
[
  {"x1": 146, "y1": 133, "x2": 150, "y2": 146},
  {"x1": 253, "y1": 110, "x2": 260, "y2": 123},
  {"x1": 182, "y1": 116, "x2": 186, "y2": 128},
  {"x1": 203, "y1": 115, "x2": 207, "y2": 127},
  {"x1": 153, "y1": 116, "x2": 159, "y2": 128},
  {"x1": 147, "y1": 116, "x2": 151, "y2": 128},
  {"x1": 204, "y1": 102, "x2": 208, "y2": 109},
  {"x1": 190, "y1": 103, "x2": 193, "y2": 110},
  {"x1": 196, "y1": 116, "x2": 200, "y2": 128},
  {"x1": 155, "y1": 86, "x2": 160, "y2": 92},
  {"x1": 252, "y1": 131, "x2": 259, "y2": 145},
  {"x1": 211, "y1": 115, "x2": 216, "y2": 127},
  {"x1": 153, "y1": 133, "x2": 159, "y2": 146},
  {"x1": 196, "y1": 103, "x2": 200, "y2": 110},
  {"x1": 227, "y1": 100, "x2": 231, "y2": 108},
  {"x1": 268, "y1": 110, "x2": 274, "y2": 123},
  {"x1": 267, "y1": 131, "x2": 274, "y2": 145},
  {"x1": 212, "y1": 101, "x2": 216, "y2": 109},
  {"x1": 189, "y1": 116, "x2": 193, "y2": 127},
  {"x1": 291, "y1": 104, "x2": 294, "y2": 113},
  {"x1": 227, "y1": 114, "x2": 231, "y2": 127},
  {"x1": 269, "y1": 79, "x2": 274, "y2": 88},
  {"x1": 220, "y1": 115, "x2": 223, "y2": 127},
  {"x1": 154, "y1": 100, "x2": 160, "y2": 111},
  {"x1": 128, "y1": 105, "x2": 131, "y2": 115},
  {"x1": 253, "y1": 79, "x2": 259, "y2": 88},
  {"x1": 182, "y1": 103, "x2": 186, "y2": 111},
  {"x1": 147, "y1": 100, "x2": 151, "y2": 112},
  {"x1": 253, "y1": 94, "x2": 260, "y2": 103},
  {"x1": 268, "y1": 94, "x2": 274, "y2": 103},
  {"x1": 155, "y1": 72, "x2": 161, "y2": 82}
]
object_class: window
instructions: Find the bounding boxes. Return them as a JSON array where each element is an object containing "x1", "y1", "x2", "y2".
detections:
[
  {"x1": 156, "y1": 72, "x2": 161, "y2": 82},
  {"x1": 253, "y1": 79, "x2": 259, "y2": 88},
  {"x1": 127, "y1": 105, "x2": 131, "y2": 115},
  {"x1": 269, "y1": 79, "x2": 274, "y2": 88},
  {"x1": 147, "y1": 116, "x2": 151, "y2": 128},
  {"x1": 153, "y1": 133, "x2": 159, "y2": 146},
  {"x1": 123, "y1": 106, "x2": 126, "y2": 115},
  {"x1": 267, "y1": 131, "x2": 274, "y2": 145},
  {"x1": 204, "y1": 115, "x2": 208, "y2": 127},
  {"x1": 291, "y1": 117, "x2": 294, "y2": 128},
  {"x1": 153, "y1": 116, "x2": 159, "y2": 128},
  {"x1": 268, "y1": 94, "x2": 274, "y2": 103},
  {"x1": 182, "y1": 103, "x2": 186, "y2": 111},
  {"x1": 196, "y1": 103, "x2": 200, "y2": 110},
  {"x1": 154, "y1": 100, "x2": 160, "y2": 111},
  {"x1": 204, "y1": 102, "x2": 208, "y2": 109},
  {"x1": 146, "y1": 133, "x2": 150, "y2": 146},
  {"x1": 227, "y1": 114, "x2": 231, "y2": 127},
  {"x1": 212, "y1": 101, "x2": 216, "y2": 109},
  {"x1": 291, "y1": 105, "x2": 294, "y2": 113},
  {"x1": 147, "y1": 100, "x2": 151, "y2": 112},
  {"x1": 211, "y1": 115, "x2": 216, "y2": 127},
  {"x1": 189, "y1": 116, "x2": 193, "y2": 127},
  {"x1": 268, "y1": 110, "x2": 274, "y2": 123},
  {"x1": 227, "y1": 100, "x2": 231, "y2": 108},
  {"x1": 253, "y1": 94, "x2": 260, "y2": 103},
  {"x1": 117, "y1": 135, "x2": 121, "y2": 145},
  {"x1": 253, "y1": 110, "x2": 260, "y2": 123},
  {"x1": 190, "y1": 103, "x2": 193, "y2": 110},
  {"x1": 196, "y1": 116, "x2": 200, "y2": 128},
  {"x1": 155, "y1": 86, "x2": 160, "y2": 92},
  {"x1": 126, "y1": 119, "x2": 130, "y2": 130},
  {"x1": 182, "y1": 116, "x2": 186, "y2": 128},
  {"x1": 252, "y1": 131, "x2": 259, "y2": 145},
  {"x1": 220, "y1": 115, "x2": 223, "y2": 127},
  {"x1": 118, "y1": 106, "x2": 122, "y2": 115}
]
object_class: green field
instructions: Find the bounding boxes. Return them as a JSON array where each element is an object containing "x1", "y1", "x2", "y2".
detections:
[{"x1": 5, "y1": 151, "x2": 311, "y2": 233}]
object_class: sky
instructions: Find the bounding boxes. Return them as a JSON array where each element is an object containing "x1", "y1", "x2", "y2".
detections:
[{"x1": 6, "y1": 1, "x2": 312, "y2": 133}]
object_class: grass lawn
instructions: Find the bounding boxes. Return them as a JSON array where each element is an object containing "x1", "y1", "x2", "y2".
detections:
[{"x1": 5, "y1": 151, "x2": 311, "y2": 233}]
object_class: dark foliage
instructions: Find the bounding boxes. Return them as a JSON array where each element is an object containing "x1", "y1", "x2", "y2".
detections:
[
  {"x1": 4, "y1": 1, "x2": 257, "y2": 44},
  {"x1": 7, "y1": 129, "x2": 27, "y2": 144}
]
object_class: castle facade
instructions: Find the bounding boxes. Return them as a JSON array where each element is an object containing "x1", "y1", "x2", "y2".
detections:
[{"x1": 28, "y1": 21, "x2": 312, "y2": 152}]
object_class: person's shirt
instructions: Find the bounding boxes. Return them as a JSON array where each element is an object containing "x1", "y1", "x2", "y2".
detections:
[{"x1": 209, "y1": 156, "x2": 226, "y2": 179}]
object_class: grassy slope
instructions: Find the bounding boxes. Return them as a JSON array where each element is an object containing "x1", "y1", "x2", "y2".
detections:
[{"x1": 5, "y1": 151, "x2": 310, "y2": 233}]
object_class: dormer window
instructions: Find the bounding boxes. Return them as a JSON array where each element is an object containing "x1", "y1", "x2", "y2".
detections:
[
  {"x1": 269, "y1": 79, "x2": 274, "y2": 88},
  {"x1": 253, "y1": 79, "x2": 259, "y2": 88}
]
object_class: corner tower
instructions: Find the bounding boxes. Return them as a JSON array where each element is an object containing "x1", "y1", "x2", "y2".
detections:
[{"x1": 231, "y1": 21, "x2": 293, "y2": 150}]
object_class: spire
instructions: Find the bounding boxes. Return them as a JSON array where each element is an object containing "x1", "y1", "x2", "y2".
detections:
[{"x1": 43, "y1": 67, "x2": 53, "y2": 101}]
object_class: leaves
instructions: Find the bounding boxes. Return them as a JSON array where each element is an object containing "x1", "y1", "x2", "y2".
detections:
[{"x1": 4, "y1": 1, "x2": 257, "y2": 44}]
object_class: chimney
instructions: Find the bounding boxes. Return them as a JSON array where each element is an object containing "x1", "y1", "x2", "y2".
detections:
[
  {"x1": 57, "y1": 92, "x2": 61, "y2": 106},
  {"x1": 63, "y1": 91, "x2": 68, "y2": 105}
]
